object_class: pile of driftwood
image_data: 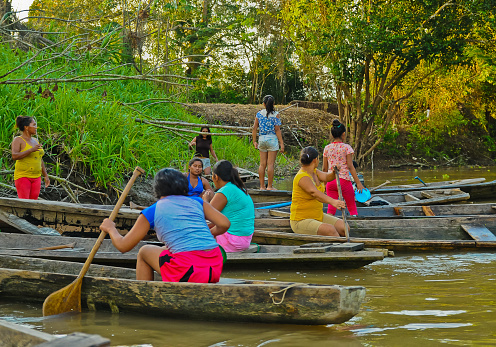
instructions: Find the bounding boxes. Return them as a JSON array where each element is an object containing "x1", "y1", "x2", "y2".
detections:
[{"x1": 182, "y1": 103, "x2": 336, "y2": 149}]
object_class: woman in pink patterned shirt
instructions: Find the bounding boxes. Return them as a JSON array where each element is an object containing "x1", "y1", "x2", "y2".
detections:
[{"x1": 322, "y1": 119, "x2": 365, "y2": 216}]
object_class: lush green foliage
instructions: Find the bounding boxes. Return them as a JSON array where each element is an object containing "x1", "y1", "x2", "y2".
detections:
[{"x1": 0, "y1": 46, "x2": 259, "y2": 188}]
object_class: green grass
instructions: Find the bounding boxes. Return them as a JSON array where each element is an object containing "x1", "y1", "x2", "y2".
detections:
[{"x1": 0, "y1": 45, "x2": 264, "y2": 189}]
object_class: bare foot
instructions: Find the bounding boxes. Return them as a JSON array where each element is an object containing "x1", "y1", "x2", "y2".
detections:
[
  {"x1": 259, "y1": 187, "x2": 267, "y2": 190},
  {"x1": 266, "y1": 187, "x2": 278, "y2": 191}
]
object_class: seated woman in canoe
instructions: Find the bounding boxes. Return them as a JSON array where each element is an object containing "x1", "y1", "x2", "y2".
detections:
[
  {"x1": 186, "y1": 157, "x2": 214, "y2": 202},
  {"x1": 100, "y1": 168, "x2": 230, "y2": 283},
  {"x1": 290, "y1": 146, "x2": 348, "y2": 237},
  {"x1": 209, "y1": 160, "x2": 255, "y2": 252}
]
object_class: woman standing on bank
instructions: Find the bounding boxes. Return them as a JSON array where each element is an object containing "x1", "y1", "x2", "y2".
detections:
[
  {"x1": 189, "y1": 126, "x2": 219, "y2": 175},
  {"x1": 252, "y1": 95, "x2": 284, "y2": 190},
  {"x1": 11, "y1": 116, "x2": 50, "y2": 199},
  {"x1": 290, "y1": 146, "x2": 347, "y2": 237}
]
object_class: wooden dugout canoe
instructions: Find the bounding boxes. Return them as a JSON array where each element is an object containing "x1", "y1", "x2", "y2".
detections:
[
  {"x1": 0, "y1": 255, "x2": 366, "y2": 325},
  {"x1": 0, "y1": 197, "x2": 140, "y2": 236},
  {"x1": 246, "y1": 189, "x2": 292, "y2": 203},
  {"x1": 253, "y1": 214, "x2": 496, "y2": 251},
  {"x1": 0, "y1": 233, "x2": 386, "y2": 270},
  {"x1": 360, "y1": 189, "x2": 470, "y2": 207},
  {"x1": 371, "y1": 178, "x2": 496, "y2": 200},
  {"x1": 0, "y1": 319, "x2": 110, "y2": 347},
  {"x1": 255, "y1": 203, "x2": 496, "y2": 219}
]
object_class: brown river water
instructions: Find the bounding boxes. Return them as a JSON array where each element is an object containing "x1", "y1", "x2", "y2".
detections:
[{"x1": 1, "y1": 167, "x2": 496, "y2": 346}]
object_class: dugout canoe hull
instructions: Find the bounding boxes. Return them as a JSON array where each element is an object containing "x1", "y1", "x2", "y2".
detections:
[
  {"x1": 255, "y1": 203, "x2": 496, "y2": 219},
  {"x1": 252, "y1": 230, "x2": 496, "y2": 252},
  {"x1": 0, "y1": 233, "x2": 385, "y2": 270},
  {"x1": 361, "y1": 189, "x2": 470, "y2": 207},
  {"x1": 0, "y1": 256, "x2": 366, "y2": 325},
  {"x1": 0, "y1": 197, "x2": 140, "y2": 236},
  {"x1": 247, "y1": 189, "x2": 293, "y2": 203},
  {"x1": 253, "y1": 215, "x2": 496, "y2": 251},
  {"x1": 372, "y1": 179, "x2": 496, "y2": 199}
]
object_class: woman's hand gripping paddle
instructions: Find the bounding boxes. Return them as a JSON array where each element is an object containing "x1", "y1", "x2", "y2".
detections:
[
  {"x1": 333, "y1": 166, "x2": 350, "y2": 243},
  {"x1": 42, "y1": 166, "x2": 145, "y2": 316}
]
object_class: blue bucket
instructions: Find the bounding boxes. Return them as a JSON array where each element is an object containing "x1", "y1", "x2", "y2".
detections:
[{"x1": 355, "y1": 188, "x2": 371, "y2": 203}]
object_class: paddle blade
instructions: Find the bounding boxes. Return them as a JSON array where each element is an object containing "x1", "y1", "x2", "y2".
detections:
[{"x1": 42, "y1": 277, "x2": 82, "y2": 316}]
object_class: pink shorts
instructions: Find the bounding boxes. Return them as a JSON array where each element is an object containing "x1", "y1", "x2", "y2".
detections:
[
  {"x1": 215, "y1": 232, "x2": 253, "y2": 253},
  {"x1": 159, "y1": 248, "x2": 223, "y2": 283}
]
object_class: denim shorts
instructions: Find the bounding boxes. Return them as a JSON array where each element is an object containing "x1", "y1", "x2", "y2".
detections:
[
  {"x1": 258, "y1": 135, "x2": 279, "y2": 152},
  {"x1": 199, "y1": 157, "x2": 211, "y2": 169}
]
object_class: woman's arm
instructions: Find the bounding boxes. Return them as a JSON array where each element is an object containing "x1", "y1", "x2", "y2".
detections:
[
  {"x1": 11, "y1": 138, "x2": 40, "y2": 161},
  {"x1": 201, "y1": 177, "x2": 215, "y2": 202},
  {"x1": 41, "y1": 160, "x2": 50, "y2": 187},
  {"x1": 209, "y1": 144, "x2": 218, "y2": 161},
  {"x1": 347, "y1": 153, "x2": 364, "y2": 191},
  {"x1": 322, "y1": 155, "x2": 329, "y2": 173},
  {"x1": 315, "y1": 168, "x2": 336, "y2": 183},
  {"x1": 209, "y1": 191, "x2": 227, "y2": 212},
  {"x1": 203, "y1": 201, "x2": 230, "y2": 236},
  {"x1": 298, "y1": 176, "x2": 345, "y2": 210},
  {"x1": 100, "y1": 214, "x2": 150, "y2": 253},
  {"x1": 274, "y1": 125, "x2": 284, "y2": 152},
  {"x1": 252, "y1": 118, "x2": 259, "y2": 149},
  {"x1": 188, "y1": 137, "x2": 197, "y2": 149}
]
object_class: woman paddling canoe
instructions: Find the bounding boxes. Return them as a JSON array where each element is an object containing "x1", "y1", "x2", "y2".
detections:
[
  {"x1": 290, "y1": 146, "x2": 348, "y2": 237},
  {"x1": 100, "y1": 168, "x2": 230, "y2": 283}
]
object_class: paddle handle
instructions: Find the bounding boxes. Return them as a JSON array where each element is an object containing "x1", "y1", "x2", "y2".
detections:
[
  {"x1": 333, "y1": 166, "x2": 350, "y2": 242},
  {"x1": 77, "y1": 166, "x2": 145, "y2": 280},
  {"x1": 369, "y1": 180, "x2": 391, "y2": 193}
]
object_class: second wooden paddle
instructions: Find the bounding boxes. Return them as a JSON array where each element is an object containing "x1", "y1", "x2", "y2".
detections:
[
  {"x1": 42, "y1": 166, "x2": 145, "y2": 316},
  {"x1": 333, "y1": 166, "x2": 350, "y2": 242}
]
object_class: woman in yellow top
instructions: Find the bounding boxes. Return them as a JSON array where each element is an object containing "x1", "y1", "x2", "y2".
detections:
[
  {"x1": 11, "y1": 116, "x2": 50, "y2": 199},
  {"x1": 290, "y1": 146, "x2": 347, "y2": 236}
]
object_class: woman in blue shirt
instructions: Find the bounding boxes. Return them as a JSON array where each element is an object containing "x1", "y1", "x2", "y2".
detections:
[
  {"x1": 186, "y1": 157, "x2": 214, "y2": 202},
  {"x1": 251, "y1": 95, "x2": 284, "y2": 190},
  {"x1": 100, "y1": 168, "x2": 230, "y2": 283},
  {"x1": 210, "y1": 160, "x2": 255, "y2": 252}
]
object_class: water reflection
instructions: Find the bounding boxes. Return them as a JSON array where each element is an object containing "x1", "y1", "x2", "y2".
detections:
[{"x1": 1, "y1": 252, "x2": 496, "y2": 346}]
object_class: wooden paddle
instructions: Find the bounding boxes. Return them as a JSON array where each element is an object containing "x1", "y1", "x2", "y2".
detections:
[
  {"x1": 369, "y1": 180, "x2": 391, "y2": 193},
  {"x1": 333, "y1": 166, "x2": 350, "y2": 242},
  {"x1": 42, "y1": 166, "x2": 145, "y2": 316}
]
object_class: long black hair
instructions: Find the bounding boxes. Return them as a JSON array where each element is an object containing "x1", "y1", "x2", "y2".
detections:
[
  {"x1": 154, "y1": 168, "x2": 189, "y2": 198},
  {"x1": 16, "y1": 116, "x2": 33, "y2": 131},
  {"x1": 331, "y1": 119, "x2": 346, "y2": 139},
  {"x1": 300, "y1": 146, "x2": 319, "y2": 165},
  {"x1": 263, "y1": 95, "x2": 275, "y2": 118},
  {"x1": 212, "y1": 160, "x2": 247, "y2": 194},
  {"x1": 198, "y1": 126, "x2": 212, "y2": 141}
]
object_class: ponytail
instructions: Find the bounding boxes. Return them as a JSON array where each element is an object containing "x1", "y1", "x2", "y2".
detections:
[
  {"x1": 263, "y1": 95, "x2": 275, "y2": 118},
  {"x1": 16, "y1": 116, "x2": 33, "y2": 131},
  {"x1": 331, "y1": 119, "x2": 346, "y2": 139},
  {"x1": 212, "y1": 160, "x2": 247, "y2": 194}
]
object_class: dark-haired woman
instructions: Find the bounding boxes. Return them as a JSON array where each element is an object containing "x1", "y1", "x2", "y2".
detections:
[
  {"x1": 322, "y1": 119, "x2": 364, "y2": 216},
  {"x1": 189, "y1": 126, "x2": 218, "y2": 175},
  {"x1": 100, "y1": 168, "x2": 230, "y2": 283},
  {"x1": 209, "y1": 160, "x2": 255, "y2": 252},
  {"x1": 186, "y1": 158, "x2": 214, "y2": 202},
  {"x1": 252, "y1": 95, "x2": 284, "y2": 190},
  {"x1": 290, "y1": 147, "x2": 347, "y2": 237},
  {"x1": 11, "y1": 116, "x2": 50, "y2": 199}
]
